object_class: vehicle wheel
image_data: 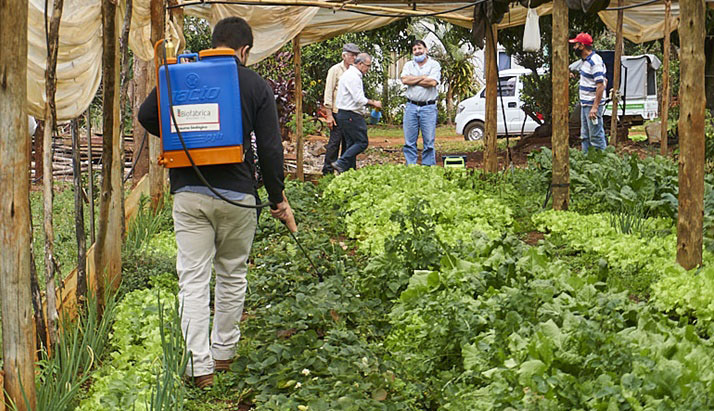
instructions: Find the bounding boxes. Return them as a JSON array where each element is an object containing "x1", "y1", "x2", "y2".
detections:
[{"x1": 464, "y1": 121, "x2": 485, "y2": 141}]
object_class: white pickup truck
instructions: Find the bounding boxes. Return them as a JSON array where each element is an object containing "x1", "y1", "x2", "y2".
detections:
[{"x1": 454, "y1": 68, "x2": 542, "y2": 141}]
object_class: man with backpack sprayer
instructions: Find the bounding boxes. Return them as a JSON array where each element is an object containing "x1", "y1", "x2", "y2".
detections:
[{"x1": 138, "y1": 17, "x2": 296, "y2": 389}]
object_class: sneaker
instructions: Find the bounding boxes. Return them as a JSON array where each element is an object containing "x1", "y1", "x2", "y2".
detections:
[
  {"x1": 214, "y1": 359, "x2": 233, "y2": 373},
  {"x1": 331, "y1": 161, "x2": 344, "y2": 174}
]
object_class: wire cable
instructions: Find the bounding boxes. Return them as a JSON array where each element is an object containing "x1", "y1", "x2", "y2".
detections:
[
  {"x1": 167, "y1": 0, "x2": 483, "y2": 18},
  {"x1": 604, "y1": 0, "x2": 660, "y2": 10}
]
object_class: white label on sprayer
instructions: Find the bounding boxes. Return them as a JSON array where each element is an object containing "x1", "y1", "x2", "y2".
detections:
[{"x1": 170, "y1": 103, "x2": 220, "y2": 132}]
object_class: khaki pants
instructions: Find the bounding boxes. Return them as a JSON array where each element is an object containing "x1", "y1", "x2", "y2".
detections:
[{"x1": 173, "y1": 192, "x2": 257, "y2": 377}]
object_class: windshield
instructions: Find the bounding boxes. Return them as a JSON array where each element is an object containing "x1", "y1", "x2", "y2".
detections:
[{"x1": 480, "y1": 76, "x2": 517, "y2": 98}]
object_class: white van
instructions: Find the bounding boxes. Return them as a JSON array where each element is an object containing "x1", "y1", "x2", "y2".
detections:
[{"x1": 455, "y1": 68, "x2": 542, "y2": 141}]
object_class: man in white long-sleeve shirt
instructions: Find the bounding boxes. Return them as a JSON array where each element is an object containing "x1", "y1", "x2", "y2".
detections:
[{"x1": 331, "y1": 53, "x2": 382, "y2": 173}]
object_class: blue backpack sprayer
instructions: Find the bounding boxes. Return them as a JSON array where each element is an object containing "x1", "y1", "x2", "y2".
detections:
[{"x1": 154, "y1": 39, "x2": 321, "y2": 279}]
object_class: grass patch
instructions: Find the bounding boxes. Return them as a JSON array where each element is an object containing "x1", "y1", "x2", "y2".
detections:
[{"x1": 367, "y1": 124, "x2": 459, "y2": 139}]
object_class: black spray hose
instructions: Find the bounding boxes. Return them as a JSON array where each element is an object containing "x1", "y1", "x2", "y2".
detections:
[{"x1": 161, "y1": 43, "x2": 324, "y2": 280}]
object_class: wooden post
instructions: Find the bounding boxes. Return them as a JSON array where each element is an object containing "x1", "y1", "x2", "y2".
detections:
[
  {"x1": 96, "y1": 0, "x2": 124, "y2": 305},
  {"x1": 72, "y1": 119, "x2": 88, "y2": 306},
  {"x1": 42, "y1": 0, "x2": 65, "y2": 349},
  {"x1": 677, "y1": 0, "x2": 706, "y2": 269},
  {"x1": 609, "y1": 1, "x2": 624, "y2": 146},
  {"x1": 551, "y1": 0, "x2": 570, "y2": 210},
  {"x1": 0, "y1": 0, "x2": 38, "y2": 407},
  {"x1": 132, "y1": 60, "x2": 151, "y2": 185},
  {"x1": 483, "y1": 23, "x2": 498, "y2": 173},
  {"x1": 149, "y1": 0, "x2": 166, "y2": 210},
  {"x1": 86, "y1": 110, "x2": 96, "y2": 244},
  {"x1": 293, "y1": 35, "x2": 304, "y2": 181},
  {"x1": 660, "y1": 0, "x2": 672, "y2": 156},
  {"x1": 34, "y1": 121, "x2": 43, "y2": 181}
]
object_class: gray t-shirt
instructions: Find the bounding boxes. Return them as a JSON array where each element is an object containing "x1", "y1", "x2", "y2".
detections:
[{"x1": 400, "y1": 58, "x2": 441, "y2": 102}]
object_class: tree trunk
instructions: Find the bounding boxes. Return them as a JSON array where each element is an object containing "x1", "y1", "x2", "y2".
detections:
[
  {"x1": 72, "y1": 119, "x2": 88, "y2": 307},
  {"x1": 483, "y1": 24, "x2": 498, "y2": 173},
  {"x1": 446, "y1": 86, "x2": 454, "y2": 127},
  {"x1": 551, "y1": 0, "x2": 570, "y2": 210},
  {"x1": 42, "y1": 0, "x2": 66, "y2": 350},
  {"x1": 96, "y1": 0, "x2": 124, "y2": 307},
  {"x1": 0, "y1": 0, "x2": 37, "y2": 407},
  {"x1": 677, "y1": 0, "x2": 706, "y2": 269}
]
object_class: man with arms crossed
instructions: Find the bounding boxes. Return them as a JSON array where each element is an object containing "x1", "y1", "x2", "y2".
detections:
[{"x1": 400, "y1": 39, "x2": 441, "y2": 165}]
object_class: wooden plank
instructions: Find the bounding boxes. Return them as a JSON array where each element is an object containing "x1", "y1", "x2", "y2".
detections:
[
  {"x1": 551, "y1": 0, "x2": 570, "y2": 210},
  {"x1": 677, "y1": 0, "x2": 706, "y2": 269},
  {"x1": 95, "y1": 0, "x2": 124, "y2": 306},
  {"x1": 609, "y1": 2, "x2": 624, "y2": 146},
  {"x1": 0, "y1": 0, "x2": 37, "y2": 406},
  {"x1": 483, "y1": 24, "x2": 498, "y2": 173},
  {"x1": 294, "y1": 36, "x2": 305, "y2": 181},
  {"x1": 660, "y1": 0, "x2": 672, "y2": 156}
]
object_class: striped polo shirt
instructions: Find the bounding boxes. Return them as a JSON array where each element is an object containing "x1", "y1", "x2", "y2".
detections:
[{"x1": 579, "y1": 51, "x2": 606, "y2": 106}]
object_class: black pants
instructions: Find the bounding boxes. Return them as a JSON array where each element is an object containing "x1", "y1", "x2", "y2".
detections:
[
  {"x1": 334, "y1": 110, "x2": 368, "y2": 171},
  {"x1": 322, "y1": 116, "x2": 346, "y2": 174}
]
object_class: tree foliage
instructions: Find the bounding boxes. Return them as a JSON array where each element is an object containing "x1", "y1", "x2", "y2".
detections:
[{"x1": 498, "y1": 12, "x2": 607, "y2": 125}]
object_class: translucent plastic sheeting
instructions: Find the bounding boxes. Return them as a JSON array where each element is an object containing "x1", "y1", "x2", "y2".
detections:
[{"x1": 27, "y1": 0, "x2": 688, "y2": 120}]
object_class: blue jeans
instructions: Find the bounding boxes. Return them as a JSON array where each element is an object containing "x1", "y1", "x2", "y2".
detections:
[
  {"x1": 335, "y1": 110, "x2": 368, "y2": 171},
  {"x1": 580, "y1": 104, "x2": 607, "y2": 154},
  {"x1": 403, "y1": 102, "x2": 437, "y2": 165}
]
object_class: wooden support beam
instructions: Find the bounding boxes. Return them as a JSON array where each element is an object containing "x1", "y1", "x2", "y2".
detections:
[
  {"x1": 609, "y1": 1, "x2": 624, "y2": 146},
  {"x1": 72, "y1": 119, "x2": 88, "y2": 307},
  {"x1": 483, "y1": 23, "x2": 498, "y2": 173},
  {"x1": 551, "y1": 0, "x2": 569, "y2": 210},
  {"x1": 294, "y1": 35, "x2": 304, "y2": 181},
  {"x1": 42, "y1": 0, "x2": 65, "y2": 350},
  {"x1": 0, "y1": 0, "x2": 37, "y2": 407},
  {"x1": 86, "y1": 110, "x2": 96, "y2": 244},
  {"x1": 96, "y1": 0, "x2": 124, "y2": 306},
  {"x1": 677, "y1": 0, "x2": 706, "y2": 269},
  {"x1": 660, "y1": 0, "x2": 672, "y2": 156},
  {"x1": 149, "y1": 0, "x2": 166, "y2": 210}
]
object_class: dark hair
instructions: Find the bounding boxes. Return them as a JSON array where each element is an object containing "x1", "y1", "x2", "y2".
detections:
[
  {"x1": 584, "y1": 44, "x2": 593, "y2": 51},
  {"x1": 412, "y1": 39, "x2": 427, "y2": 49},
  {"x1": 211, "y1": 17, "x2": 253, "y2": 50}
]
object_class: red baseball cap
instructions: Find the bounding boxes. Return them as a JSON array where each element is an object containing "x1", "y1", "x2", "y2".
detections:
[{"x1": 568, "y1": 32, "x2": 593, "y2": 46}]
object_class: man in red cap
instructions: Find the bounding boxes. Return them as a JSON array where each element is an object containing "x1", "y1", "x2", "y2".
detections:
[{"x1": 569, "y1": 32, "x2": 607, "y2": 153}]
